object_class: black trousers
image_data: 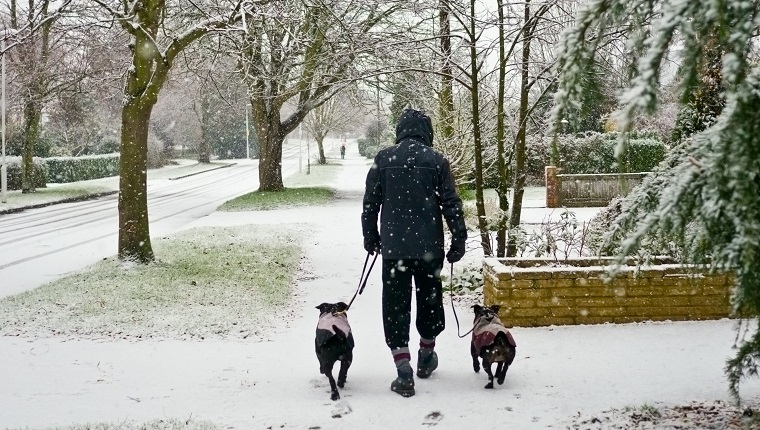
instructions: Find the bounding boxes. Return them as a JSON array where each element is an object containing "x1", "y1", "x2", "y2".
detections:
[{"x1": 382, "y1": 258, "x2": 445, "y2": 350}]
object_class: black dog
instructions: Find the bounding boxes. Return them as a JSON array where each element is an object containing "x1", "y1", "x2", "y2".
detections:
[
  {"x1": 315, "y1": 302, "x2": 354, "y2": 400},
  {"x1": 471, "y1": 304, "x2": 516, "y2": 389}
]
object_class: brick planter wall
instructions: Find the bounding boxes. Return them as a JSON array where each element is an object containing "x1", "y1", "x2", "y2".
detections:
[{"x1": 483, "y1": 257, "x2": 734, "y2": 327}]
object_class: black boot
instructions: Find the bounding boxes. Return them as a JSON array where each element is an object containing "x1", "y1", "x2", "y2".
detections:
[
  {"x1": 390, "y1": 366, "x2": 415, "y2": 397},
  {"x1": 417, "y1": 350, "x2": 438, "y2": 379}
]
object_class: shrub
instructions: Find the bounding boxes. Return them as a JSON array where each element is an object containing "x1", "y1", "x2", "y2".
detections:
[
  {"x1": 443, "y1": 263, "x2": 484, "y2": 295},
  {"x1": 586, "y1": 196, "x2": 624, "y2": 255},
  {"x1": 4, "y1": 156, "x2": 48, "y2": 190},
  {"x1": 147, "y1": 131, "x2": 169, "y2": 168},
  {"x1": 46, "y1": 153, "x2": 120, "y2": 183},
  {"x1": 4, "y1": 125, "x2": 55, "y2": 158},
  {"x1": 358, "y1": 121, "x2": 394, "y2": 159},
  {"x1": 511, "y1": 209, "x2": 594, "y2": 260},
  {"x1": 586, "y1": 195, "x2": 683, "y2": 259},
  {"x1": 357, "y1": 138, "x2": 374, "y2": 158},
  {"x1": 523, "y1": 132, "x2": 667, "y2": 185},
  {"x1": 358, "y1": 140, "x2": 394, "y2": 159}
]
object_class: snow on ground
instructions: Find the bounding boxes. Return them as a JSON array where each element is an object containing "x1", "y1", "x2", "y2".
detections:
[{"x1": 2, "y1": 143, "x2": 760, "y2": 429}]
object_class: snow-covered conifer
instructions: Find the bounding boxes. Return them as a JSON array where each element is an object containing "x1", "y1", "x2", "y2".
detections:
[{"x1": 552, "y1": 0, "x2": 760, "y2": 399}]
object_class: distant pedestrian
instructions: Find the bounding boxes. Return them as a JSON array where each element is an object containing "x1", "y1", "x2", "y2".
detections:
[
  {"x1": 340, "y1": 143, "x2": 346, "y2": 159},
  {"x1": 361, "y1": 108, "x2": 467, "y2": 397}
]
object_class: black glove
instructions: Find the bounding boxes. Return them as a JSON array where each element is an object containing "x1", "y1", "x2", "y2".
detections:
[
  {"x1": 446, "y1": 239, "x2": 466, "y2": 263},
  {"x1": 364, "y1": 234, "x2": 381, "y2": 255}
]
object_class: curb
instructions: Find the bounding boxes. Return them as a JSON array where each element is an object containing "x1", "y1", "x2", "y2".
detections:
[
  {"x1": 0, "y1": 191, "x2": 119, "y2": 215},
  {"x1": 0, "y1": 162, "x2": 238, "y2": 215},
  {"x1": 168, "y1": 162, "x2": 236, "y2": 180}
]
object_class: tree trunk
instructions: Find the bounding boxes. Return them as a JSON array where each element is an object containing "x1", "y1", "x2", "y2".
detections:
[
  {"x1": 507, "y1": 0, "x2": 532, "y2": 257},
  {"x1": 317, "y1": 136, "x2": 326, "y2": 164},
  {"x1": 495, "y1": 0, "x2": 510, "y2": 257},
  {"x1": 109, "y1": 0, "x2": 243, "y2": 263},
  {"x1": 19, "y1": 0, "x2": 52, "y2": 194},
  {"x1": 258, "y1": 122, "x2": 285, "y2": 191},
  {"x1": 118, "y1": 99, "x2": 155, "y2": 263},
  {"x1": 21, "y1": 98, "x2": 41, "y2": 193},
  {"x1": 469, "y1": 0, "x2": 492, "y2": 257},
  {"x1": 439, "y1": 0, "x2": 454, "y2": 146}
]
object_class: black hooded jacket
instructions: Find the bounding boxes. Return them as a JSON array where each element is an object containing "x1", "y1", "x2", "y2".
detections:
[{"x1": 361, "y1": 109, "x2": 467, "y2": 260}]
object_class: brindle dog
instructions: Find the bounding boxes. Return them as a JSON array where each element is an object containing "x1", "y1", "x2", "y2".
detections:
[
  {"x1": 315, "y1": 302, "x2": 355, "y2": 400},
  {"x1": 471, "y1": 304, "x2": 516, "y2": 389}
]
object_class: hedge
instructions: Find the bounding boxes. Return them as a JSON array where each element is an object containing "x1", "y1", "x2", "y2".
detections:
[
  {"x1": 3, "y1": 156, "x2": 48, "y2": 190},
  {"x1": 524, "y1": 132, "x2": 667, "y2": 185},
  {"x1": 46, "y1": 153, "x2": 120, "y2": 183},
  {"x1": 358, "y1": 138, "x2": 393, "y2": 159}
]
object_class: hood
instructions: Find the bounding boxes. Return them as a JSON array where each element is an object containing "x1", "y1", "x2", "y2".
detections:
[{"x1": 395, "y1": 109, "x2": 434, "y2": 147}]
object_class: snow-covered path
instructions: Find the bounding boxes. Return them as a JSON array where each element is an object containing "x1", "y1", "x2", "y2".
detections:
[{"x1": 2, "y1": 143, "x2": 759, "y2": 429}]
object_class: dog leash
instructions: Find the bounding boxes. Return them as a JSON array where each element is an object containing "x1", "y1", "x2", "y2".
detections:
[
  {"x1": 346, "y1": 251, "x2": 379, "y2": 310},
  {"x1": 449, "y1": 262, "x2": 475, "y2": 338}
]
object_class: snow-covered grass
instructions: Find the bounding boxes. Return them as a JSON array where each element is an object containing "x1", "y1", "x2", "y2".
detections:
[
  {"x1": 218, "y1": 187, "x2": 336, "y2": 211},
  {"x1": 6, "y1": 418, "x2": 223, "y2": 430},
  {"x1": 283, "y1": 161, "x2": 342, "y2": 188},
  {"x1": 0, "y1": 225, "x2": 302, "y2": 341},
  {"x1": 568, "y1": 399, "x2": 760, "y2": 429}
]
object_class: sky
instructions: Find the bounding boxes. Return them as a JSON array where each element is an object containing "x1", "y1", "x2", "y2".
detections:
[{"x1": 2, "y1": 142, "x2": 760, "y2": 430}]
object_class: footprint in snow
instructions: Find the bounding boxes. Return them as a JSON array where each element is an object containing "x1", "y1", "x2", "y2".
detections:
[
  {"x1": 423, "y1": 411, "x2": 443, "y2": 426},
  {"x1": 331, "y1": 400, "x2": 352, "y2": 418}
]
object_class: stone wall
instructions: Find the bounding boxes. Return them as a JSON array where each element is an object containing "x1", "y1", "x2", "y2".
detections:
[
  {"x1": 483, "y1": 257, "x2": 734, "y2": 327},
  {"x1": 545, "y1": 166, "x2": 649, "y2": 208}
]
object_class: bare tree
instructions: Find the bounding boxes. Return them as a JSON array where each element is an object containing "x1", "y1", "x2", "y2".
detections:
[
  {"x1": 90, "y1": 0, "x2": 251, "y2": 263},
  {"x1": 234, "y1": 0, "x2": 412, "y2": 191},
  {"x1": 303, "y1": 93, "x2": 357, "y2": 164},
  {"x1": 420, "y1": 0, "x2": 577, "y2": 257}
]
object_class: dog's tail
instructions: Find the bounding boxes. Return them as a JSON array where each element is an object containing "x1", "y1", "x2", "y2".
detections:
[
  {"x1": 492, "y1": 332, "x2": 516, "y2": 365},
  {"x1": 332, "y1": 325, "x2": 347, "y2": 339}
]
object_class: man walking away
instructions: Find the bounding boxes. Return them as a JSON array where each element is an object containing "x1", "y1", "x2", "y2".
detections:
[{"x1": 361, "y1": 108, "x2": 467, "y2": 397}]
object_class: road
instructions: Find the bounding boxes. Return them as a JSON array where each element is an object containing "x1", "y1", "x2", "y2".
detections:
[{"x1": 0, "y1": 138, "x2": 308, "y2": 299}]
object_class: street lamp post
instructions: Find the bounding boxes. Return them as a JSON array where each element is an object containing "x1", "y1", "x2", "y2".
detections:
[
  {"x1": 1, "y1": 31, "x2": 14, "y2": 204},
  {"x1": 245, "y1": 103, "x2": 250, "y2": 159},
  {"x1": 298, "y1": 123, "x2": 303, "y2": 173}
]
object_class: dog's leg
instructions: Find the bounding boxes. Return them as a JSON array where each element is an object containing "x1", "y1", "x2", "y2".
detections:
[
  {"x1": 324, "y1": 362, "x2": 340, "y2": 401},
  {"x1": 337, "y1": 351, "x2": 352, "y2": 388},
  {"x1": 317, "y1": 351, "x2": 325, "y2": 374},
  {"x1": 483, "y1": 359, "x2": 495, "y2": 389},
  {"x1": 497, "y1": 346, "x2": 515, "y2": 385},
  {"x1": 471, "y1": 343, "x2": 480, "y2": 373},
  {"x1": 496, "y1": 361, "x2": 507, "y2": 385}
]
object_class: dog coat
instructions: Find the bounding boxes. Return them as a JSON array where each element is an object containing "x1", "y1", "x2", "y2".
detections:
[
  {"x1": 472, "y1": 315, "x2": 516, "y2": 352},
  {"x1": 316, "y1": 312, "x2": 352, "y2": 347}
]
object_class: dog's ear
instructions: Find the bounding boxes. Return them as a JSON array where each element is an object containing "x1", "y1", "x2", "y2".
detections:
[
  {"x1": 316, "y1": 303, "x2": 331, "y2": 313},
  {"x1": 489, "y1": 304, "x2": 501, "y2": 314},
  {"x1": 472, "y1": 304, "x2": 483, "y2": 315},
  {"x1": 336, "y1": 302, "x2": 348, "y2": 313}
]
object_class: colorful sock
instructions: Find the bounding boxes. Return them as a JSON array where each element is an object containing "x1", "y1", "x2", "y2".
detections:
[
  {"x1": 392, "y1": 347, "x2": 412, "y2": 371},
  {"x1": 419, "y1": 338, "x2": 436, "y2": 358}
]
